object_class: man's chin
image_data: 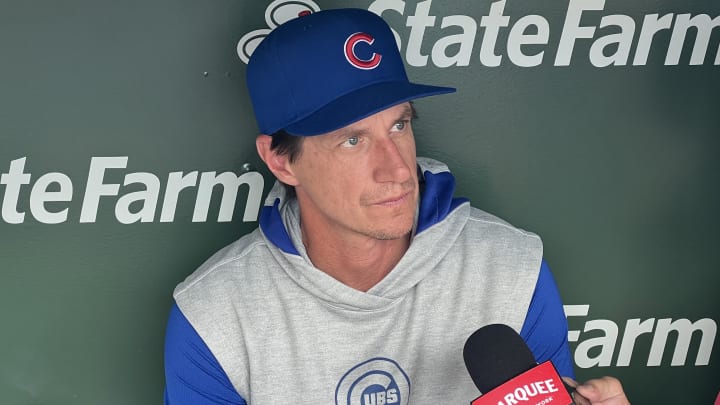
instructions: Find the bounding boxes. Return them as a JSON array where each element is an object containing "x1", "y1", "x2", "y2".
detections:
[{"x1": 366, "y1": 224, "x2": 414, "y2": 241}]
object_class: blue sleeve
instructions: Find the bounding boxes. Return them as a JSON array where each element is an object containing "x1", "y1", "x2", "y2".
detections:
[
  {"x1": 519, "y1": 259, "x2": 575, "y2": 379},
  {"x1": 164, "y1": 302, "x2": 247, "y2": 405}
]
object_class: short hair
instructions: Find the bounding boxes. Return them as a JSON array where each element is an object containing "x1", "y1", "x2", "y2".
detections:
[
  {"x1": 270, "y1": 129, "x2": 305, "y2": 163},
  {"x1": 269, "y1": 130, "x2": 304, "y2": 198}
]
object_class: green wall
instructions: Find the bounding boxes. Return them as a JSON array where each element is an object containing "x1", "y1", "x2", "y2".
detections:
[{"x1": 1, "y1": 0, "x2": 718, "y2": 403}]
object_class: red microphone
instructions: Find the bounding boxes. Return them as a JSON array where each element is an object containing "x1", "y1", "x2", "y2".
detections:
[{"x1": 463, "y1": 324, "x2": 576, "y2": 405}]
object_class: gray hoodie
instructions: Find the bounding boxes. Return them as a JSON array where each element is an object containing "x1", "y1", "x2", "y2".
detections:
[{"x1": 169, "y1": 158, "x2": 565, "y2": 404}]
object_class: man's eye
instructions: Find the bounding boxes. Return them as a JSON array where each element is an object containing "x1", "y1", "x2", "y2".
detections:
[
  {"x1": 342, "y1": 136, "x2": 360, "y2": 147},
  {"x1": 393, "y1": 120, "x2": 408, "y2": 131}
]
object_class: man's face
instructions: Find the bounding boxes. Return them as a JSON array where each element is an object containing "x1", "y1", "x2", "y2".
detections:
[{"x1": 289, "y1": 102, "x2": 418, "y2": 242}]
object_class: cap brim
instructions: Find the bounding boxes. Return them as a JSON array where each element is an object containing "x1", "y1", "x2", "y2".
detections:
[{"x1": 284, "y1": 81, "x2": 456, "y2": 136}]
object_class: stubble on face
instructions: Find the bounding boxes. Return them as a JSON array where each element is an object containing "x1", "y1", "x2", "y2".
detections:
[{"x1": 357, "y1": 181, "x2": 417, "y2": 240}]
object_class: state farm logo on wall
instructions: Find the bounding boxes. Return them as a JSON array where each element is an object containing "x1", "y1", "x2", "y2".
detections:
[
  {"x1": 237, "y1": 0, "x2": 720, "y2": 67},
  {"x1": 0, "y1": 157, "x2": 264, "y2": 224},
  {"x1": 236, "y1": 0, "x2": 320, "y2": 64}
]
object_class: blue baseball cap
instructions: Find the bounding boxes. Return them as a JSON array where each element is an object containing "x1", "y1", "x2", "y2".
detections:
[{"x1": 246, "y1": 8, "x2": 455, "y2": 136}]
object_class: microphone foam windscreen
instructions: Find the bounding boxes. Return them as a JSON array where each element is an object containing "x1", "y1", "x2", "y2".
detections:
[{"x1": 463, "y1": 323, "x2": 538, "y2": 393}]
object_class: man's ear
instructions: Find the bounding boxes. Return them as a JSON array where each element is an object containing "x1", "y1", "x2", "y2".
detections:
[{"x1": 256, "y1": 134, "x2": 299, "y2": 186}]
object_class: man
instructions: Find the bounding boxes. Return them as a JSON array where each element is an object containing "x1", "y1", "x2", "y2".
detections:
[{"x1": 164, "y1": 8, "x2": 629, "y2": 404}]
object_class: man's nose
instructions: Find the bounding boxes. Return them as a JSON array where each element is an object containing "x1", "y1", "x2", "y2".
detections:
[{"x1": 372, "y1": 137, "x2": 412, "y2": 183}]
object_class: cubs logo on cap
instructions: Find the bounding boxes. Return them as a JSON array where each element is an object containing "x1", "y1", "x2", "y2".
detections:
[
  {"x1": 344, "y1": 32, "x2": 382, "y2": 70},
  {"x1": 246, "y1": 8, "x2": 455, "y2": 136}
]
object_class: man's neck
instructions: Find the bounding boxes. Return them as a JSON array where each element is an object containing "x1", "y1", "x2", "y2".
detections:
[{"x1": 301, "y1": 226, "x2": 411, "y2": 292}]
